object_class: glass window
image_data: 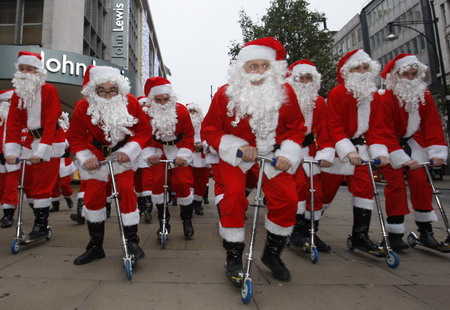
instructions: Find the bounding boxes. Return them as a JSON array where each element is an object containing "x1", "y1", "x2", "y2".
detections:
[
  {"x1": 0, "y1": 26, "x2": 15, "y2": 44},
  {"x1": 23, "y1": 0, "x2": 44, "y2": 23},
  {"x1": 22, "y1": 24, "x2": 42, "y2": 44},
  {"x1": 412, "y1": 37, "x2": 419, "y2": 54},
  {"x1": 0, "y1": 1, "x2": 17, "y2": 24}
]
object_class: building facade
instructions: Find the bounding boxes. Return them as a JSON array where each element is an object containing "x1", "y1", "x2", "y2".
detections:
[{"x1": 0, "y1": 0, "x2": 166, "y2": 112}]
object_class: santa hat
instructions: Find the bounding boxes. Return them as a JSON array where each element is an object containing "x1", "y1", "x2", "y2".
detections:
[
  {"x1": 16, "y1": 51, "x2": 44, "y2": 70},
  {"x1": 381, "y1": 54, "x2": 421, "y2": 78},
  {"x1": 236, "y1": 37, "x2": 286, "y2": 64},
  {"x1": 0, "y1": 89, "x2": 14, "y2": 102},
  {"x1": 137, "y1": 95, "x2": 147, "y2": 106},
  {"x1": 288, "y1": 59, "x2": 321, "y2": 90},
  {"x1": 186, "y1": 102, "x2": 201, "y2": 113},
  {"x1": 81, "y1": 65, "x2": 130, "y2": 96},
  {"x1": 337, "y1": 49, "x2": 377, "y2": 83},
  {"x1": 144, "y1": 76, "x2": 173, "y2": 98}
]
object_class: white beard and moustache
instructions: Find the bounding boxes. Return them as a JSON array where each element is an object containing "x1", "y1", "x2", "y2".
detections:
[
  {"x1": 391, "y1": 77, "x2": 426, "y2": 112},
  {"x1": 12, "y1": 71, "x2": 46, "y2": 109},
  {"x1": 226, "y1": 62, "x2": 286, "y2": 141},
  {"x1": 0, "y1": 101, "x2": 10, "y2": 126},
  {"x1": 290, "y1": 82, "x2": 318, "y2": 115},
  {"x1": 190, "y1": 112, "x2": 203, "y2": 130},
  {"x1": 344, "y1": 72, "x2": 377, "y2": 105},
  {"x1": 86, "y1": 93, "x2": 137, "y2": 144},
  {"x1": 148, "y1": 99, "x2": 178, "y2": 140}
]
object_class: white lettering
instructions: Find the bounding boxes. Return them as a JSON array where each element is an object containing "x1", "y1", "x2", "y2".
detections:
[
  {"x1": 46, "y1": 58, "x2": 61, "y2": 73},
  {"x1": 62, "y1": 54, "x2": 74, "y2": 75}
]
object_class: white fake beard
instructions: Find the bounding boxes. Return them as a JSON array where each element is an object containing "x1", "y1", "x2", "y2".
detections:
[
  {"x1": 86, "y1": 93, "x2": 137, "y2": 144},
  {"x1": 344, "y1": 72, "x2": 377, "y2": 105},
  {"x1": 290, "y1": 82, "x2": 318, "y2": 115},
  {"x1": 148, "y1": 99, "x2": 178, "y2": 140},
  {"x1": 0, "y1": 101, "x2": 10, "y2": 126},
  {"x1": 392, "y1": 77, "x2": 427, "y2": 112},
  {"x1": 225, "y1": 62, "x2": 286, "y2": 139},
  {"x1": 12, "y1": 71, "x2": 46, "y2": 109},
  {"x1": 190, "y1": 112, "x2": 203, "y2": 130}
]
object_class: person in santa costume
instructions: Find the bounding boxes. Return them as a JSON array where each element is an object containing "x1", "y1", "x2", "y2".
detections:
[
  {"x1": 321, "y1": 49, "x2": 389, "y2": 253},
  {"x1": 378, "y1": 54, "x2": 448, "y2": 250},
  {"x1": 186, "y1": 102, "x2": 210, "y2": 216},
  {"x1": 285, "y1": 60, "x2": 335, "y2": 252},
  {"x1": 49, "y1": 112, "x2": 75, "y2": 212},
  {"x1": 133, "y1": 95, "x2": 154, "y2": 223},
  {"x1": 5, "y1": 51, "x2": 66, "y2": 240},
  {"x1": 67, "y1": 65, "x2": 150, "y2": 265},
  {"x1": 142, "y1": 77, "x2": 196, "y2": 239},
  {"x1": 201, "y1": 37, "x2": 306, "y2": 282},
  {"x1": 0, "y1": 89, "x2": 19, "y2": 228}
]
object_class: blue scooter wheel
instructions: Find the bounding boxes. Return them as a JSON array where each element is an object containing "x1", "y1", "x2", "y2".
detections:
[
  {"x1": 241, "y1": 278, "x2": 253, "y2": 304},
  {"x1": 11, "y1": 239, "x2": 20, "y2": 255}
]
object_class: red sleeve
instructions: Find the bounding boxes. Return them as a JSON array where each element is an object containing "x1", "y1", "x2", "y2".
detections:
[
  {"x1": 176, "y1": 104, "x2": 195, "y2": 152},
  {"x1": 201, "y1": 86, "x2": 228, "y2": 150},
  {"x1": 326, "y1": 85, "x2": 348, "y2": 144},
  {"x1": 312, "y1": 96, "x2": 334, "y2": 150},
  {"x1": 66, "y1": 100, "x2": 92, "y2": 156},
  {"x1": 5, "y1": 93, "x2": 25, "y2": 145},
  {"x1": 40, "y1": 84, "x2": 62, "y2": 146}
]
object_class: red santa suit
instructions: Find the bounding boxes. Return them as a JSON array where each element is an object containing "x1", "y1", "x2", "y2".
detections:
[
  {"x1": 67, "y1": 68, "x2": 150, "y2": 226},
  {"x1": 201, "y1": 82, "x2": 306, "y2": 241},
  {"x1": 379, "y1": 54, "x2": 448, "y2": 234},
  {"x1": 5, "y1": 58, "x2": 65, "y2": 210},
  {"x1": 321, "y1": 51, "x2": 388, "y2": 212}
]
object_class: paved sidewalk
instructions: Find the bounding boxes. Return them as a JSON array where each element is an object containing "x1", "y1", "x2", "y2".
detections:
[{"x1": 0, "y1": 182, "x2": 449, "y2": 310}]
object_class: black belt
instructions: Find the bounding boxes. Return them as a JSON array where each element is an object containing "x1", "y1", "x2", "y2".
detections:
[
  {"x1": 152, "y1": 133, "x2": 184, "y2": 146},
  {"x1": 399, "y1": 136, "x2": 412, "y2": 157},
  {"x1": 62, "y1": 151, "x2": 71, "y2": 158},
  {"x1": 0, "y1": 154, "x2": 5, "y2": 165},
  {"x1": 92, "y1": 137, "x2": 129, "y2": 157},
  {"x1": 302, "y1": 133, "x2": 315, "y2": 148},
  {"x1": 29, "y1": 124, "x2": 60, "y2": 139},
  {"x1": 350, "y1": 136, "x2": 365, "y2": 146}
]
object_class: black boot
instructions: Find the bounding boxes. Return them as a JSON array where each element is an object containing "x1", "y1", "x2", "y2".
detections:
[
  {"x1": 105, "y1": 201, "x2": 111, "y2": 218},
  {"x1": 203, "y1": 185, "x2": 209, "y2": 204},
  {"x1": 289, "y1": 214, "x2": 308, "y2": 247},
  {"x1": 309, "y1": 220, "x2": 331, "y2": 253},
  {"x1": 416, "y1": 221, "x2": 441, "y2": 249},
  {"x1": 223, "y1": 240, "x2": 245, "y2": 287},
  {"x1": 124, "y1": 224, "x2": 145, "y2": 261},
  {"x1": 156, "y1": 204, "x2": 171, "y2": 235},
  {"x1": 1, "y1": 208, "x2": 15, "y2": 228},
  {"x1": 28, "y1": 207, "x2": 50, "y2": 240},
  {"x1": 74, "y1": 221, "x2": 105, "y2": 265},
  {"x1": 387, "y1": 233, "x2": 409, "y2": 251},
  {"x1": 180, "y1": 203, "x2": 195, "y2": 238},
  {"x1": 261, "y1": 231, "x2": 290, "y2": 281},
  {"x1": 193, "y1": 200, "x2": 204, "y2": 216},
  {"x1": 64, "y1": 197, "x2": 74, "y2": 209},
  {"x1": 50, "y1": 201, "x2": 60, "y2": 213},
  {"x1": 137, "y1": 197, "x2": 144, "y2": 216},
  {"x1": 142, "y1": 195, "x2": 153, "y2": 223},
  {"x1": 70, "y1": 198, "x2": 85, "y2": 225},
  {"x1": 352, "y1": 207, "x2": 380, "y2": 253}
]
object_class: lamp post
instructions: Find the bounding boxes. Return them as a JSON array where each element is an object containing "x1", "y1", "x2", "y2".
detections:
[{"x1": 386, "y1": 16, "x2": 450, "y2": 140}]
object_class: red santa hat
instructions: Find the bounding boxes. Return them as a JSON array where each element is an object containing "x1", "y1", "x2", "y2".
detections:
[
  {"x1": 288, "y1": 59, "x2": 322, "y2": 89},
  {"x1": 144, "y1": 76, "x2": 173, "y2": 98},
  {"x1": 381, "y1": 54, "x2": 421, "y2": 78},
  {"x1": 236, "y1": 37, "x2": 286, "y2": 64},
  {"x1": 16, "y1": 51, "x2": 44, "y2": 70},
  {"x1": 337, "y1": 49, "x2": 376, "y2": 83},
  {"x1": 81, "y1": 65, "x2": 130, "y2": 96},
  {"x1": 0, "y1": 89, "x2": 14, "y2": 101},
  {"x1": 186, "y1": 102, "x2": 201, "y2": 112},
  {"x1": 137, "y1": 95, "x2": 147, "y2": 106}
]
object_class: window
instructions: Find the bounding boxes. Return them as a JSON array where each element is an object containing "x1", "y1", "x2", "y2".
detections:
[
  {"x1": 83, "y1": 0, "x2": 107, "y2": 58},
  {"x1": 0, "y1": 0, "x2": 44, "y2": 45},
  {"x1": 441, "y1": 4, "x2": 448, "y2": 26}
]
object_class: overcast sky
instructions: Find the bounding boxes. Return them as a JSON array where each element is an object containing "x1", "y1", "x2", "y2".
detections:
[{"x1": 149, "y1": 0, "x2": 367, "y2": 113}]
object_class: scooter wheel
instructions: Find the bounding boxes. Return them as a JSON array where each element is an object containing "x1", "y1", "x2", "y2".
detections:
[
  {"x1": 346, "y1": 236, "x2": 355, "y2": 251},
  {"x1": 241, "y1": 278, "x2": 253, "y2": 304},
  {"x1": 11, "y1": 239, "x2": 20, "y2": 255},
  {"x1": 385, "y1": 250, "x2": 399, "y2": 269},
  {"x1": 125, "y1": 259, "x2": 132, "y2": 280},
  {"x1": 407, "y1": 233, "x2": 417, "y2": 248},
  {"x1": 45, "y1": 227, "x2": 53, "y2": 241},
  {"x1": 161, "y1": 233, "x2": 167, "y2": 249},
  {"x1": 310, "y1": 246, "x2": 319, "y2": 264}
]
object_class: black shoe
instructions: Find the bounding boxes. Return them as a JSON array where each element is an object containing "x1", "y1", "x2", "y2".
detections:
[
  {"x1": 29, "y1": 207, "x2": 50, "y2": 240},
  {"x1": 49, "y1": 201, "x2": 60, "y2": 213},
  {"x1": 352, "y1": 207, "x2": 380, "y2": 253},
  {"x1": 314, "y1": 234, "x2": 331, "y2": 253},
  {"x1": 193, "y1": 200, "x2": 204, "y2": 216},
  {"x1": 142, "y1": 196, "x2": 153, "y2": 223},
  {"x1": 137, "y1": 197, "x2": 144, "y2": 216},
  {"x1": 387, "y1": 233, "x2": 409, "y2": 251},
  {"x1": 183, "y1": 220, "x2": 195, "y2": 238},
  {"x1": 223, "y1": 240, "x2": 244, "y2": 288},
  {"x1": 64, "y1": 197, "x2": 74, "y2": 209},
  {"x1": 180, "y1": 203, "x2": 195, "y2": 238},
  {"x1": 127, "y1": 241, "x2": 145, "y2": 261},
  {"x1": 352, "y1": 232, "x2": 380, "y2": 253},
  {"x1": 157, "y1": 221, "x2": 171, "y2": 235},
  {"x1": 1, "y1": 209, "x2": 15, "y2": 228},
  {"x1": 289, "y1": 214, "x2": 308, "y2": 247},
  {"x1": 70, "y1": 198, "x2": 85, "y2": 224},
  {"x1": 261, "y1": 232, "x2": 290, "y2": 281},
  {"x1": 123, "y1": 225, "x2": 145, "y2": 261},
  {"x1": 156, "y1": 204, "x2": 170, "y2": 235},
  {"x1": 105, "y1": 202, "x2": 111, "y2": 218},
  {"x1": 74, "y1": 246, "x2": 105, "y2": 265}
]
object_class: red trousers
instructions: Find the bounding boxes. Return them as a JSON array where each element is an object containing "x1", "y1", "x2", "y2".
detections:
[
  {"x1": 134, "y1": 166, "x2": 154, "y2": 195},
  {"x1": 51, "y1": 175, "x2": 74, "y2": 198},
  {"x1": 152, "y1": 164, "x2": 193, "y2": 203},
  {"x1": 219, "y1": 160, "x2": 297, "y2": 229},
  {"x1": 192, "y1": 167, "x2": 210, "y2": 199},
  {"x1": 381, "y1": 164, "x2": 433, "y2": 216},
  {"x1": 0, "y1": 169, "x2": 20, "y2": 206},
  {"x1": 321, "y1": 165, "x2": 374, "y2": 210},
  {"x1": 294, "y1": 168, "x2": 324, "y2": 212}
]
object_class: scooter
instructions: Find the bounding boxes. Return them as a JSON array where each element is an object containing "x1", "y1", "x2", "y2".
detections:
[
  {"x1": 158, "y1": 159, "x2": 175, "y2": 249},
  {"x1": 407, "y1": 162, "x2": 450, "y2": 253},
  {"x1": 11, "y1": 159, "x2": 52, "y2": 254}
]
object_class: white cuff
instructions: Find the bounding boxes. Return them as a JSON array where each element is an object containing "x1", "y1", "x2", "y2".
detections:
[
  {"x1": 4, "y1": 143, "x2": 21, "y2": 158},
  {"x1": 119, "y1": 141, "x2": 142, "y2": 162},
  {"x1": 425, "y1": 145, "x2": 448, "y2": 162},
  {"x1": 219, "y1": 134, "x2": 248, "y2": 167},
  {"x1": 335, "y1": 138, "x2": 357, "y2": 160},
  {"x1": 219, "y1": 222, "x2": 245, "y2": 242},
  {"x1": 315, "y1": 147, "x2": 335, "y2": 163},
  {"x1": 274, "y1": 139, "x2": 302, "y2": 174},
  {"x1": 368, "y1": 144, "x2": 389, "y2": 160},
  {"x1": 33, "y1": 143, "x2": 52, "y2": 161},
  {"x1": 176, "y1": 147, "x2": 194, "y2": 163},
  {"x1": 142, "y1": 147, "x2": 163, "y2": 161},
  {"x1": 389, "y1": 149, "x2": 410, "y2": 169},
  {"x1": 264, "y1": 216, "x2": 293, "y2": 236},
  {"x1": 76, "y1": 149, "x2": 96, "y2": 166}
]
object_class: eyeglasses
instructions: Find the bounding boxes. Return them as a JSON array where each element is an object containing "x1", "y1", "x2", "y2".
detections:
[{"x1": 96, "y1": 88, "x2": 118, "y2": 97}]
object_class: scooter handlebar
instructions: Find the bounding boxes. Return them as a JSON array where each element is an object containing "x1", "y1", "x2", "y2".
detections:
[
  {"x1": 236, "y1": 149, "x2": 277, "y2": 166},
  {"x1": 362, "y1": 159, "x2": 381, "y2": 165}
]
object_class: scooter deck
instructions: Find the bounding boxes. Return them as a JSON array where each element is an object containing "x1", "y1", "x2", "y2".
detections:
[{"x1": 226, "y1": 268, "x2": 243, "y2": 288}]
